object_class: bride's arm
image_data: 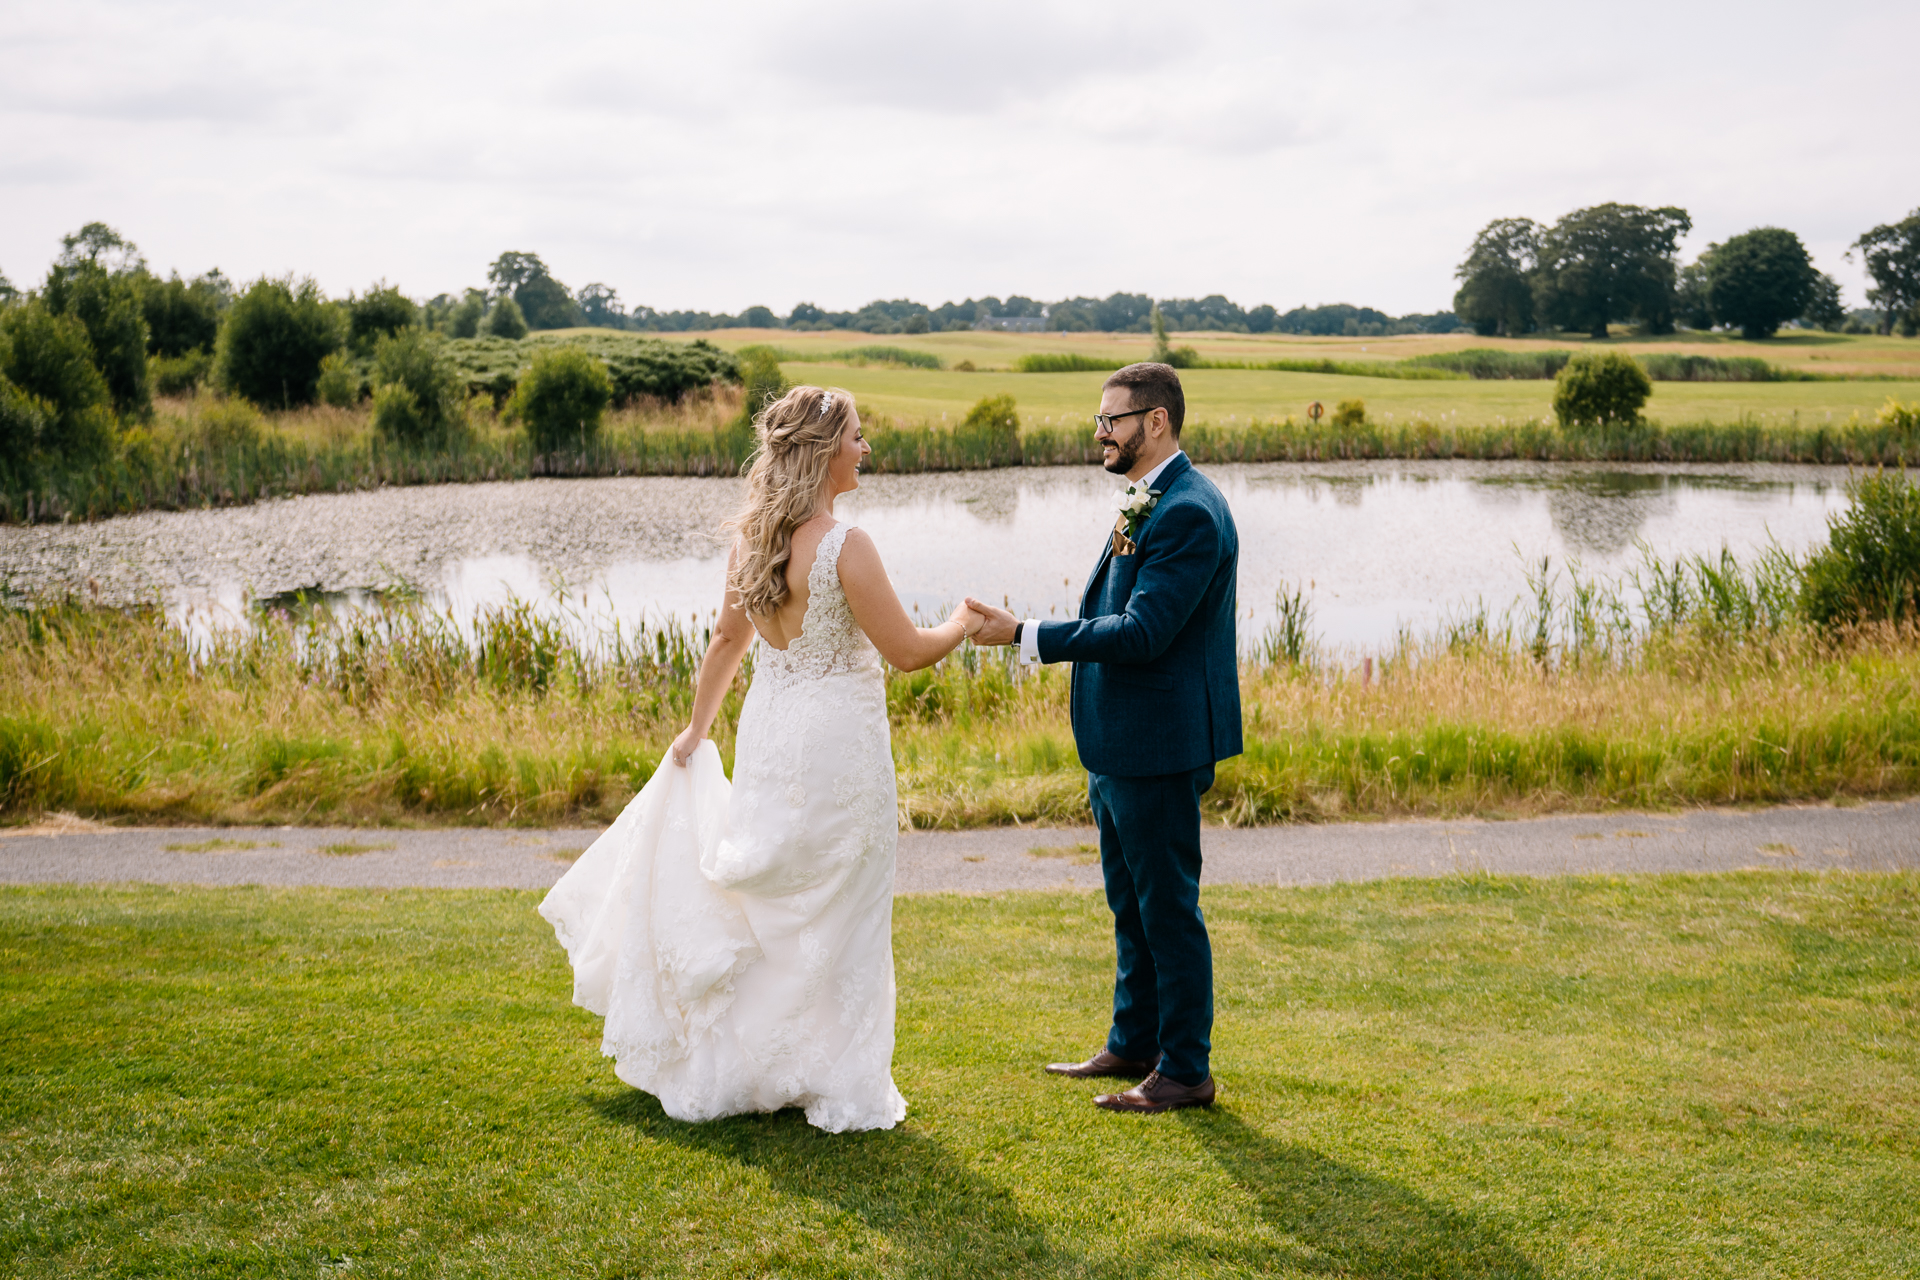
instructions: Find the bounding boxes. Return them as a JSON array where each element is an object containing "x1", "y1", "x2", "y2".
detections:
[
  {"x1": 838, "y1": 527, "x2": 981, "y2": 672},
  {"x1": 670, "y1": 550, "x2": 759, "y2": 766}
]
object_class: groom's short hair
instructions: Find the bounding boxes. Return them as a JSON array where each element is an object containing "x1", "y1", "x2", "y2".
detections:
[{"x1": 1105, "y1": 363, "x2": 1186, "y2": 436}]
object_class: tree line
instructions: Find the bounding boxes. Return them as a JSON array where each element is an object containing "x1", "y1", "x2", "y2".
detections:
[{"x1": 1454, "y1": 203, "x2": 1920, "y2": 340}]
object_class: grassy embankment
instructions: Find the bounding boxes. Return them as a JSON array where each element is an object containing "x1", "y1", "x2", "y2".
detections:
[
  {"x1": 7, "y1": 330, "x2": 1919, "y2": 523},
  {"x1": 4, "y1": 574, "x2": 1918, "y2": 829},
  {"x1": 3, "y1": 874, "x2": 1915, "y2": 1277}
]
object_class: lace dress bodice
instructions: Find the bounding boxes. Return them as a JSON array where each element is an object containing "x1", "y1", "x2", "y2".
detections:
[{"x1": 753, "y1": 522, "x2": 880, "y2": 689}]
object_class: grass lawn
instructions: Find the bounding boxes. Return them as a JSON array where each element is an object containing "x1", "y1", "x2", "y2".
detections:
[
  {"x1": 768, "y1": 362, "x2": 1920, "y2": 431},
  {"x1": 3, "y1": 873, "x2": 1914, "y2": 1278}
]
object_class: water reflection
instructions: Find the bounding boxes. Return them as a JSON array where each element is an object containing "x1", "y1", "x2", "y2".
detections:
[{"x1": 0, "y1": 462, "x2": 1852, "y2": 652}]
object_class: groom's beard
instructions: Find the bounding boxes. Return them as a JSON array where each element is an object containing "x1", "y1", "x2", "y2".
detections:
[{"x1": 1102, "y1": 423, "x2": 1145, "y2": 475}]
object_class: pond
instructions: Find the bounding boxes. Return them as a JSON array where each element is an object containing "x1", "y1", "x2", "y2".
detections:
[{"x1": 0, "y1": 461, "x2": 1854, "y2": 652}]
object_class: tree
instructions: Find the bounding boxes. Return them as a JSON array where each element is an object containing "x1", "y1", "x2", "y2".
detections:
[
  {"x1": 1701, "y1": 227, "x2": 1817, "y2": 339},
  {"x1": 347, "y1": 282, "x2": 418, "y2": 353},
  {"x1": 369, "y1": 330, "x2": 463, "y2": 445},
  {"x1": 0, "y1": 302, "x2": 116, "y2": 467},
  {"x1": 483, "y1": 295, "x2": 529, "y2": 339},
  {"x1": 514, "y1": 274, "x2": 578, "y2": 330},
  {"x1": 1453, "y1": 217, "x2": 1540, "y2": 336},
  {"x1": 1246, "y1": 304, "x2": 1277, "y2": 333},
  {"x1": 42, "y1": 261, "x2": 150, "y2": 417},
  {"x1": 1675, "y1": 253, "x2": 1715, "y2": 330},
  {"x1": 1149, "y1": 306, "x2": 1172, "y2": 362},
  {"x1": 0, "y1": 269, "x2": 18, "y2": 305},
  {"x1": 577, "y1": 283, "x2": 626, "y2": 329},
  {"x1": 787, "y1": 302, "x2": 826, "y2": 327},
  {"x1": 442, "y1": 289, "x2": 487, "y2": 338},
  {"x1": 1552, "y1": 350, "x2": 1652, "y2": 433},
  {"x1": 1849, "y1": 208, "x2": 1920, "y2": 336},
  {"x1": 1802, "y1": 272, "x2": 1847, "y2": 332},
  {"x1": 1533, "y1": 204, "x2": 1692, "y2": 337},
  {"x1": 486, "y1": 252, "x2": 549, "y2": 297},
  {"x1": 56, "y1": 221, "x2": 145, "y2": 276},
  {"x1": 738, "y1": 305, "x2": 777, "y2": 329},
  {"x1": 511, "y1": 346, "x2": 612, "y2": 458},
  {"x1": 138, "y1": 272, "x2": 222, "y2": 357},
  {"x1": 216, "y1": 277, "x2": 346, "y2": 408}
]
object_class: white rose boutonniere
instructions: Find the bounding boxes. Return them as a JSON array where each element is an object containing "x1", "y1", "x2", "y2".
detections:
[{"x1": 1114, "y1": 481, "x2": 1160, "y2": 540}]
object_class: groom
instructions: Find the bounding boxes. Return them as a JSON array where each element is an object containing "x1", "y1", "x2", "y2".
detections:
[{"x1": 968, "y1": 362, "x2": 1240, "y2": 1114}]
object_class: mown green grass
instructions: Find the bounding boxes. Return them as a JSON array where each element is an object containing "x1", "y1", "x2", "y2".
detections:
[{"x1": 1, "y1": 875, "x2": 1914, "y2": 1278}]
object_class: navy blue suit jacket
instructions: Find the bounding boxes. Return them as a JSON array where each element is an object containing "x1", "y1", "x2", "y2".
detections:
[{"x1": 1035, "y1": 453, "x2": 1242, "y2": 778}]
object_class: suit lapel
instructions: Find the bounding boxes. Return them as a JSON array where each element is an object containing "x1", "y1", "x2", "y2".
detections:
[{"x1": 1080, "y1": 455, "x2": 1191, "y2": 616}]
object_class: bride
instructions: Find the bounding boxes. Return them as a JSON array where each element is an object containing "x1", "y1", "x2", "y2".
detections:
[{"x1": 540, "y1": 384, "x2": 983, "y2": 1132}]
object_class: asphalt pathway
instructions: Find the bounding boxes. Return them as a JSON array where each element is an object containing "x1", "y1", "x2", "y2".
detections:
[{"x1": 4, "y1": 800, "x2": 1916, "y2": 894}]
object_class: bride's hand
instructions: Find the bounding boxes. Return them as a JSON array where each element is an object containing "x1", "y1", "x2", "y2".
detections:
[
  {"x1": 670, "y1": 724, "x2": 703, "y2": 768},
  {"x1": 948, "y1": 602, "x2": 982, "y2": 641}
]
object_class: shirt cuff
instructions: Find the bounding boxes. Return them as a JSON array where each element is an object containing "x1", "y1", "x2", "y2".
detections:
[{"x1": 1018, "y1": 619, "x2": 1043, "y2": 666}]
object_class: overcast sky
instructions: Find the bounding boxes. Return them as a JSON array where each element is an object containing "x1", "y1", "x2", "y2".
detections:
[{"x1": 3, "y1": 0, "x2": 1913, "y2": 317}]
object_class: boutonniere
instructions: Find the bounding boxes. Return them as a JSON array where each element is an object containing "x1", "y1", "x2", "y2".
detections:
[{"x1": 1111, "y1": 482, "x2": 1160, "y2": 555}]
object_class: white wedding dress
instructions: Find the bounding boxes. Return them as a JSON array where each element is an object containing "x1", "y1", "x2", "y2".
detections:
[{"x1": 539, "y1": 523, "x2": 907, "y2": 1132}]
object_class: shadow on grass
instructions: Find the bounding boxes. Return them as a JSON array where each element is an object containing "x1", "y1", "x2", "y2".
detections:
[
  {"x1": 1182, "y1": 1107, "x2": 1541, "y2": 1279},
  {"x1": 594, "y1": 1090, "x2": 1089, "y2": 1278},
  {"x1": 595, "y1": 1090, "x2": 1538, "y2": 1279}
]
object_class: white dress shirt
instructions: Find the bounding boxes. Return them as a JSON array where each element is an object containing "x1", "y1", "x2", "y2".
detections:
[{"x1": 1019, "y1": 451, "x2": 1186, "y2": 666}]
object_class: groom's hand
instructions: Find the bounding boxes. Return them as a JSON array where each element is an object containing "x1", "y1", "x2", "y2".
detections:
[{"x1": 965, "y1": 597, "x2": 1018, "y2": 646}]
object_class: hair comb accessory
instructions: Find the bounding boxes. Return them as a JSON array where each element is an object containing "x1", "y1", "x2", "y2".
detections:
[{"x1": 818, "y1": 391, "x2": 835, "y2": 417}]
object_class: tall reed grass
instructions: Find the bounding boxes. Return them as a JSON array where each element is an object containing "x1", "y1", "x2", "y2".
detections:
[{"x1": 6, "y1": 537, "x2": 1919, "y2": 828}]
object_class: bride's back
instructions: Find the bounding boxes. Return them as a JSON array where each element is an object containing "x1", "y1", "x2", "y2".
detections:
[{"x1": 749, "y1": 515, "x2": 834, "y2": 651}]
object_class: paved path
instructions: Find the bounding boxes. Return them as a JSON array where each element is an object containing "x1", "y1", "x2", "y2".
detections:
[{"x1": 3, "y1": 801, "x2": 1917, "y2": 893}]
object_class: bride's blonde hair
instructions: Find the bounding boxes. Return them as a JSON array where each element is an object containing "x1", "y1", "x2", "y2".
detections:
[{"x1": 726, "y1": 384, "x2": 857, "y2": 617}]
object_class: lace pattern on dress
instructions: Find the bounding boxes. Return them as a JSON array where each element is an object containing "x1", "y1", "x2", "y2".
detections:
[{"x1": 753, "y1": 523, "x2": 881, "y2": 691}]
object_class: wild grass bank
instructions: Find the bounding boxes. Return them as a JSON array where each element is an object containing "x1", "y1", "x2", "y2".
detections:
[
  {"x1": 2, "y1": 874, "x2": 1915, "y2": 1277},
  {"x1": 8, "y1": 392, "x2": 1920, "y2": 524},
  {"x1": 4, "y1": 590, "x2": 1919, "y2": 830}
]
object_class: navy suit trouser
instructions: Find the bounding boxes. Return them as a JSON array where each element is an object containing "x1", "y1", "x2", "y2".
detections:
[{"x1": 1088, "y1": 764, "x2": 1215, "y2": 1087}]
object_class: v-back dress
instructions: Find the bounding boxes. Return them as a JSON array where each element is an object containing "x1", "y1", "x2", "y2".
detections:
[{"x1": 539, "y1": 522, "x2": 906, "y2": 1132}]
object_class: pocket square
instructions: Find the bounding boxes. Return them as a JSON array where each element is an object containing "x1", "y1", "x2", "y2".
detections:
[{"x1": 1111, "y1": 527, "x2": 1136, "y2": 556}]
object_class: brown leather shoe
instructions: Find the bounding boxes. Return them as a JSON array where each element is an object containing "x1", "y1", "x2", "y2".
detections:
[
  {"x1": 1045, "y1": 1049, "x2": 1157, "y2": 1079},
  {"x1": 1094, "y1": 1071, "x2": 1217, "y2": 1113}
]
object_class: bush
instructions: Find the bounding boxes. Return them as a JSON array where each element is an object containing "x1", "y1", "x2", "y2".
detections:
[
  {"x1": 484, "y1": 296, "x2": 529, "y2": 340},
  {"x1": 1167, "y1": 345, "x2": 1201, "y2": 369},
  {"x1": 138, "y1": 272, "x2": 222, "y2": 358},
  {"x1": 316, "y1": 352, "x2": 361, "y2": 408},
  {"x1": 510, "y1": 346, "x2": 611, "y2": 455},
  {"x1": 446, "y1": 292, "x2": 486, "y2": 339},
  {"x1": 348, "y1": 283, "x2": 419, "y2": 353},
  {"x1": 1802, "y1": 469, "x2": 1920, "y2": 627},
  {"x1": 1015, "y1": 353, "x2": 1123, "y2": 373},
  {"x1": 0, "y1": 303, "x2": 116, "y2": 467},
  {"x1": 0, "y1": 377, "x2": 51, "y2": 473},
  {"x1": 43, "y1": 262, "x2": 151, "y2": 418},
  {"x1": 194, "y1": 396, "x2": 264, "y2": 452},
  {"x1": 1331, "y1": 399, "x2": 1366, "y2": 429},
  {"x1": 955, "y1": 394, "x2": 1021, "y2": 466},
  {"x1": 369, "y1": 330, "x2": 463, "y2": 445},
  {"x1": 737, "y1": 347, "x2": 789, "y2": 418},
  {"x1": 1553, "y1": 350, "x2": 1652, "y2": 432},
  {"x1": 217, "y1": 277, "x2": 346, "y2": 409},
  {"x1": 149, "y1": 349, "x2": 213, "y2": 397}
]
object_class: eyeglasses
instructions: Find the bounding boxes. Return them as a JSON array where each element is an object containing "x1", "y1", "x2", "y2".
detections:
[{"x1": 1094, "y1": 408, "x2": 1151, "y2": 434}]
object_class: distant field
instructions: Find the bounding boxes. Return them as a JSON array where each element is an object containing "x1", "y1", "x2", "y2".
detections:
[{"x1": 633, "y1": 327, "x2": 1920, "y2": 428}]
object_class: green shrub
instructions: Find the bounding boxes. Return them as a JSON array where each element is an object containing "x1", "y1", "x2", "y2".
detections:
[
  {"x1": 195, "y1": 396, "x2": 264, "y2": 452},
  {"x1": 1802, "y1": 469, "x2": 1920, "y2": 627},
  {"x1": 138, "y1": 272, "x2": 222, "y2": 358},
  {"x1": 348, "y1": 283, "x2": 419, "y2": 354},
  {"x1": 150, "y1": 349, "x2": 212, "y2": 397},
  {"x1": 1167, "y1": 345, "x2": 1201, "y2": 369},
  {"x1": 510, "y1": 346, "x2": 611, "y2": 455},
  {"x1": 1331, "y1": 398, "x2": 1366, "y2": 429},
  {"x1": 737, "y1": 346, "x2": 789, "y2": 417},
  {"x1": 42, "y1": 262, "x2": 151, "y2": 418},
  {"x1": 217, "y1": 277, "x2": 346, "y2": 409},
  {"x1": 1015, "y1": 352, "x2": 1124, "y2": 373},
  {"x1": 484, "y1": 297, "x2": 529, "y2": 340},
  {"x1": 1879, "y1": 398, "x2": 1920, "y2": 434},
  {"x1": 446, "y1": 291, "x2": 486, "y2": 339},
  {"x1": 0, "y1": 377, "x2": 51, "y2": 473},
  {"x1": 1404, "y1": 348, "x2": 1574, "y2": 379},
  {"x1": 0, "y1": 303, "x2": 116, "y2": 467},
  {"x1": 316, "y1": 352, "x2": 360, "y2": 408},
  {"x1": 369, "y1": 330, "x2": 463, "y2": 445},
  {"x1": 1553, "y1": 350, "x2": 1652, "y2": 432},
  {"x1": 954, "y1": 394, "x2": 1022, "y2": 467}
]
